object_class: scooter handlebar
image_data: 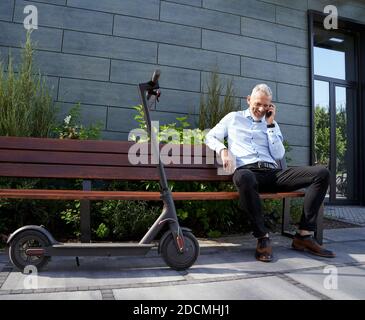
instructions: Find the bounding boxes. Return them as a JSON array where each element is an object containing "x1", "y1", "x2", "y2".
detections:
[
  {"x1": 146, "y1": 69, "x2": 161, "y2": 103},
  {"x1": 151, "y1": 69, "x2": 161, "y2": 86}
]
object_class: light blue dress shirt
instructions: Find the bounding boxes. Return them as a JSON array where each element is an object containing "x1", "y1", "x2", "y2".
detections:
[{"x1": 205, "y1": 108, "x2": 285, "y2": 169}]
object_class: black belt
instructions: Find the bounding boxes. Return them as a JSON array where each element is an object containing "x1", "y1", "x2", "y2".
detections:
[{"x1": 241, "y1": 161, "x2": 277, "y2": 169}]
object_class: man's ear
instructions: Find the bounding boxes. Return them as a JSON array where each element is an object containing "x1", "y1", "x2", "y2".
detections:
[{"x1": 246, "y1": 95, "x2": 251, "y2": 106}]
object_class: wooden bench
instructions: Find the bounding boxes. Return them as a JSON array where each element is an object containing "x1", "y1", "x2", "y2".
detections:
[{"x1": 0, "y1": 136, "x2": 323, "y2": 244}]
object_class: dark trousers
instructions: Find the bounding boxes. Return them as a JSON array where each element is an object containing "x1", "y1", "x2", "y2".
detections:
[{"x1": 232, "y1": 165, "x2": 330, "y2": 238}]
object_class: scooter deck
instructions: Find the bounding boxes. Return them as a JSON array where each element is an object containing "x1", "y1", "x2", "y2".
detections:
[{"x1": 44, "y1": 243, "x2": 156, "y2": 257}]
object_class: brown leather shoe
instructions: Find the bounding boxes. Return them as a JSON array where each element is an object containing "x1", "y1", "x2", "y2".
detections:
[
  {"x1": 255, "y1": 237, "x2": 273, "y2": 262},
  {"x1": 292, "y1": 234, "x2": 336, "y2": 258}
]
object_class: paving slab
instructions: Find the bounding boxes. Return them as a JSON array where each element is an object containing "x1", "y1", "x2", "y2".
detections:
[
  {"x1": 1, "y1": 264, "x2": 184, "y2": 290},
  {"x1": 316, "y1": 240, "x2": 365, "y2": 264},
  {"x1": 0, "y1": 290, "x2": 102, "y2": 300},
  {"x1": 113, "y1": 275, "x2": 319, "y2": 300},
  {"x1": 325, "y1": 206, "x2": 365, "y2": 226},
  {"x1": 285, "y1": 266, "x2": 365, "y2": 300},
  {"x1": 323, "y1": 227, "x2": 365, "y2": 242},
  {"x1": 187, "y1": 246, "x2": 328, "y2": 280}
]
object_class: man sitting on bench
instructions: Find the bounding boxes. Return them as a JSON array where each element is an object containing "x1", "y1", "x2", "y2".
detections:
[{"x1": 205, "y1": 84, "x2": 335, "y2": 262}]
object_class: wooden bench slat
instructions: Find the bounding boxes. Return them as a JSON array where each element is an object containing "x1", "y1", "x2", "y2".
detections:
[
  {"x1": 0, "y1": 137, "x2": 214, "y2": 156},
  {"x1": 0, "y1": 163, "x2": 231, "y2": 181},
  {"x1": 0, "y1": 189, "x2": 305, "y2": 201},
  {"x1": 0, "y1": 136, "x2": 133, "y2": 153},
  {"x1": 0, "y1": 150, "x2": 217, "y2": 168}
]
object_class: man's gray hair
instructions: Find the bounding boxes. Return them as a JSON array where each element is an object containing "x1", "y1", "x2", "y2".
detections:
[{"x1": 250, "y1": 84, "x2": 273, "y2": 97}]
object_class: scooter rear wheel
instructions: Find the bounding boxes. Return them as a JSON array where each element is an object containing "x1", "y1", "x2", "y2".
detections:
[
  {"x1": 8, "y1": 230, "x2": 50, "y2": 272},
  {"x1": 160, "y1": 230, "x2": 199, "y2": 271}
]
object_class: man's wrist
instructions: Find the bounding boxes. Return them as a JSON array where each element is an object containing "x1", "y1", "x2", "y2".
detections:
[
  {"x1": 219, "y1": 148, "x2": 228, "y2": 156},
  {"x1": 267, "y1": 123, "x2": 275, "y2": 128}
]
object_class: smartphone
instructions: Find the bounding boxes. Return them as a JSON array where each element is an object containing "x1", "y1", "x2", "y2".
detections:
[{"x1": 266, "y1": 105, "x2": 273, "y2": 118}]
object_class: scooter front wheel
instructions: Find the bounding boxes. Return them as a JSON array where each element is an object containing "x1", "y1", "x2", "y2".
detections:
[
  {"x1": 8, "y1": 230, "x2": 50, "y2": 272},
  {"x1": 160, "y1": 230, "x2": 199, "y2": 271}
]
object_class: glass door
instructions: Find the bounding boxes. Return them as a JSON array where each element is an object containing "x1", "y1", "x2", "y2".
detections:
[
  {"x1": 334, "y1": 86, "x2": 356, "y2": 201},
  {"x1": 313, "y1": 24, "x2": 358, "y2": 204}
]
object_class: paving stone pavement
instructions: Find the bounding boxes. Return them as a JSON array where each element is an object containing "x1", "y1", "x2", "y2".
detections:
[
  {"x1": 325, "y1": 206, "x2": 365, "y2": 226},
  {"x1": 0, "y1": 228, "x2": 364, "y2": 300}
]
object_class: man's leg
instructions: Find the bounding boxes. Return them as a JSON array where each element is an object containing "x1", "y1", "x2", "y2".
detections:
[
  {"x1": 232, "y1": 168, "x2": 274, "y2": 262},
  {"x1": 274, "y1": 165, "x2": 329, "y2": 232},
  {"x1": 232, "y1": 168, "x2": 268, "y2": 238},
  {"x1": 274, "y1": 165, "x2": 335, "y2": 258}
]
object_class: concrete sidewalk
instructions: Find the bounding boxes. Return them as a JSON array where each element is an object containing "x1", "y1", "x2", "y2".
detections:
[
  {"x1": 0, "y1": 227, "x2": 364, "y2": 300},
  {"x1": 325, "y1": 206, "x2": 365, "y2": 226}
]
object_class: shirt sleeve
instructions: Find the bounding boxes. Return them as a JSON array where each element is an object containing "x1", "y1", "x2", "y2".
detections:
[
  {"x1": 204, "y1": 112, "x2": 233, "y2": 155},
  {"x1": 267, "y1": 121, "x2": 285, "y2": 160}
]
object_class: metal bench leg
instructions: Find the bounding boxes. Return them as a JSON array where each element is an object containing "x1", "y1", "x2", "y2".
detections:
[
  {"x1": 315, "y1": 202, "x2": 324, "y2": 245},
  {"x1": 281, "y1": 198, "x2": 293, "y2": 238},
  {"x1": 80, "y1": 180, "x2": 92, "y2": 243}
]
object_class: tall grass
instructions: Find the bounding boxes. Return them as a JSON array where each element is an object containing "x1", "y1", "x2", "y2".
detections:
[
  {"x1": 198, "y1": 70, "x2": 240, "y2": 129},
  {"x1": 0, "y1": 32, "x2": 57, "y2": 137}
]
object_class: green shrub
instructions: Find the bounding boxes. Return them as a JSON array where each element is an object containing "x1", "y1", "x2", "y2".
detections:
[
  {"x1": 199, "y1": 70, "x2": 240, "y2": 130},
  {"x1": 0, "y1": 177, "x2": 79, "y2": 245},
  {"x1": 130, "y1": 104, "x2": 206, "y2": 144},
  {"x1": 52, "y1": 103, "x2": 103, "y2": 140},
  {"x1": 289, "y1": 198, "x2": 305, "y2": 225},
  {"x1": 59, "y1": 200, "x2": 81, "y2": 238},
  {"x1": 95, "y1": 223, "x2": 109, "y2": 239},
  {"x1": 94, "y1": 200, "x2": 162, "y2": 241},
  {"x1": 0, "y1": 31, "x2": 57, "y2": 137}
]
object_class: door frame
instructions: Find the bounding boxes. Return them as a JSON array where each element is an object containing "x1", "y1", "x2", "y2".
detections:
[{"x1": 308, "y1": 10, "x2": 365, "y2": 205}]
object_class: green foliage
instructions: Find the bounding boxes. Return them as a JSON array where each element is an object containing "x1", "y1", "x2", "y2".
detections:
[
  {"x1": 289, "y1": 198, "x2": 304, "y2": 224},
  {"x1": 60, "y1": 201, "x2": 81, "y2": 238},
  {"x1": 52, "y1": 103, "x2": 103, "y2": 140},
  {"x1": 314, "y1": 105, "x2": 346, "y2": 168},
  {"x1": 283, "y1": 140, "x2": 292, "y2": 164},
  {"x1": 169, "y1": 179, "x2": 248, "y2": 236},
  {"x1": 132, "y1": 104, "x2": 147, "y2": 131},
  {"x1": 94, "y1": 200, "x2": 161, "y2": 240},
  {"x1": 262, "y1": 199, "x2": 282, "y2": 232},
  {"x1": 314, "y1": 106, "x2": 330, "y2": 165},
  {"x1": 0, "y1": 178, "x2": 77, "y2": 244},
  {"x1": 261, "y1": 197, "x2": 305, "y2": 232},
  {"x1": 95, "y1": 223, "x2": 109, "y2": 239},
  {"x1": 0, "y1": 32, "x2": 101, "y2": 141},
  {"x1": 130, "y1": 104, "x2": 206, "y2": 144},
  {"x1": 207, "y1": 230, "x2": 222, "y2": 238},
  {"x1": 199, "y1": 70, "x2": 240, "y2": 129},
  {"x1": 0, "y1": 31, "x2": 57, "y2": 137},
  {"x1": 335, "y1": 106, "x2": 347, "y2": 173},
  {"x1": 176, "y1": 199, "x2": 246, "y2": 237}
]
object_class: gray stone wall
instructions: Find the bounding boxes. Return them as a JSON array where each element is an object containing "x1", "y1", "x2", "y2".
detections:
[{"x1": 1, "y1": 0, "x2": 365, "y2": 165}]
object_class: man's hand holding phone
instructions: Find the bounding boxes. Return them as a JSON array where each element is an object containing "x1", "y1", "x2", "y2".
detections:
[{"x1": 265, "y1": 104, "x2": 276, "y2": 125}]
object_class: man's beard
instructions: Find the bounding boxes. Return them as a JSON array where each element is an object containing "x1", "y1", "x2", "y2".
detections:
[{"x1": 251, "y1": 109, "x2": 265, "y2": 121}]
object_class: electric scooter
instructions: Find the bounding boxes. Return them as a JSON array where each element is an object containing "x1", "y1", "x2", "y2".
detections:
[{"x1": 7, "y1": 70, "x2": 200, "y2": 272}]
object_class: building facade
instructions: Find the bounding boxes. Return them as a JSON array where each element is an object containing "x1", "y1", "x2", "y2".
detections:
[{"x1": 0, "y1": 0, "x2": 364, "y2": 205}]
